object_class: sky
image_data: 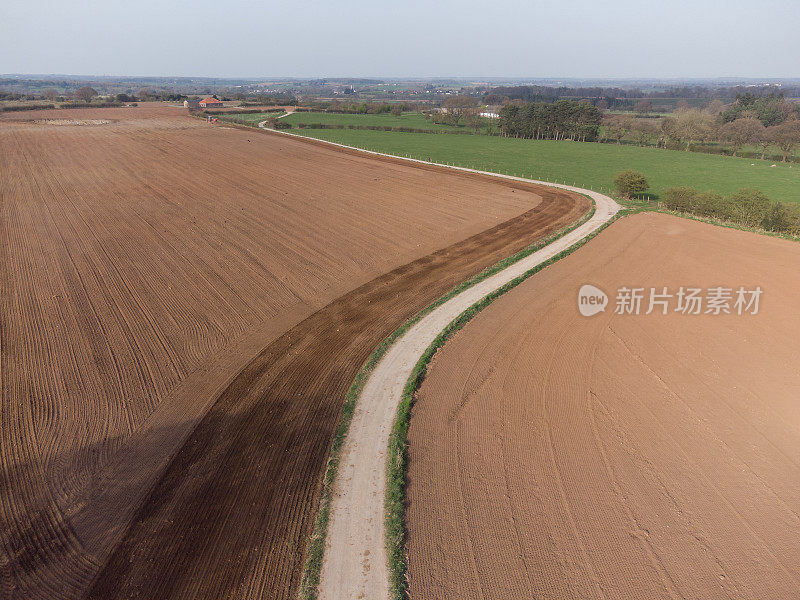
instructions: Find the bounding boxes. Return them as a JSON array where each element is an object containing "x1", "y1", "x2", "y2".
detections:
[{"x1": 3, "y1": 0, "x2": 799, "y2": 79}]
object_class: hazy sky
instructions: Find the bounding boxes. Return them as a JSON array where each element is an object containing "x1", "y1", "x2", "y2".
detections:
[{"x1": 3, "y1": 0, "x2": 799, "y2": 79}]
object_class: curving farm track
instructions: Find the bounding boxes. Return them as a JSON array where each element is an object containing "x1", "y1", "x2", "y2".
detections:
[
  {"x1": 317, "y1": 176, "x2": 619, "y2": 600},
  {"x1": 0, "y1": 105, "x2": 588, "y2": 600}
]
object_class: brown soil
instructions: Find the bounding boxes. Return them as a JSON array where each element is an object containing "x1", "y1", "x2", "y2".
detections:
[
  {"x1": 408, "y1": 212, "x2": 800, "y2": 600},
  {"x1": 0, "y1": 104, "x2": 588, "y2": 599}
]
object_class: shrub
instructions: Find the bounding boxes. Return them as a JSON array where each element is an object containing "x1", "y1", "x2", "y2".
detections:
[
  {"x1": 614, "y1": 170, "x2": 649, "y2": 198},
  {"x1": 61, "y1": 102, "x2": 122, "y2": 109},
  {"x1": 731, "y1": 188, "x2": 771, "y2": 227},
  {"x1": 663, "y1": 187, "x2": 697, "y2": 212},
  {"x1": 760, "y1": 201, "x2": 800, "y2": 234},
  {"x1": 662, "y1": 186, "x2": 800, "y2": 235},
  {"x1": 708, "y1": 195, "x2": 737, "y2": 222},
  {"x1": 692, "y1": 191, "x2": 726, "y2": 217},
  {"x1": 273, "y1": 121, "x2": 292, "y2": 129},
  {"x1": 0, "y1": 103, "x2": 55, "y2": 112}
]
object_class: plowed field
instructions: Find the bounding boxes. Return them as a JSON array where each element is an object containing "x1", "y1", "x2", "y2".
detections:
[
  {"x1": 0, "y1": 104, "x2": 588, "y2": 599},
  {"x1": 408, "y1": 212, "x2": 800, "y2": 600}
]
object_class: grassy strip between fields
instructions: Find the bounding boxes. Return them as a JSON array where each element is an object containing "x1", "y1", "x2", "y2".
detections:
[{"x1": 299, "y1": 194, "x2": 599, "y2": 600}]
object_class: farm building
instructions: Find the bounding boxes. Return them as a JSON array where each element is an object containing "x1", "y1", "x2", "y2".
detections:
[
  {"x1": 184, "y1": 99, "x2": 200, "y2": 110},
  {"x1": 480, "y1": 105, "x2": 501, "y2": 119},
  {"x1": 198, "y1": 97, "x2": 224, "y2": 108}
]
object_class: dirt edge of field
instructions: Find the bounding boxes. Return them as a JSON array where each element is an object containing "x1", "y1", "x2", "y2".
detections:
[{"x1": 315, "y1": 176, "x2": 620, "y2": 600}]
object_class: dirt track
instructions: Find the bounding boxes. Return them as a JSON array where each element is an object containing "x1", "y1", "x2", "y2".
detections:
[
  {"x1": 318, "y1": 180, "x2": 618, "y2": 600},
  {"x1": 0, "y1": 105, "x2": 587, "y2": 599},
  {"x1": 408, "y1": 212, "x2": 800, "y2": 599}
]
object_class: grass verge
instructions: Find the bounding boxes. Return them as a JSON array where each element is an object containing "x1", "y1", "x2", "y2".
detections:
[{"x1": 299, "y1": 192, "x2": 600, "y2": 600}]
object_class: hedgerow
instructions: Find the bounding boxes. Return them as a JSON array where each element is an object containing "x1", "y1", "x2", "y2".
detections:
[{"x1": 662, "y1": 186, "x2": 800, "y2": 235}]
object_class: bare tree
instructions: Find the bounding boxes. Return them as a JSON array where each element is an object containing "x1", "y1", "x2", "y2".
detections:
[
  {"x1": 660, "y1": 116, "x2": 680, "y2": 148},
  {"x1": 464, "y1": 109, "x2": 483, "y2": 133},
  {"x1": 768, "y1": 119, "x2": 800, "y2": 162},
  {"x1": 719, "y1": 117, "x2": 765, "y2": 157},
  {"x1": 42, "y1": 88, "x2": 59, "y2": 101},
  {"x1": 674, "y1": 108, "x2": 716, "y2": 150},
  {"x1": 603, "y1": 114, "x2": 634, "y2": 144},
  {"x1": 442, "y1": 95, "x2": 478, "y2": 124},
  {"x1": 757, "y1": 131, "x2": 774, "y2": 160},
  {"x1": 634, "y1": 99, "x2": 653, "y2": 115},
  {"x1": 631, "y1": 119, "x2": 658, "y2": 146},
  {"x1": 74, "y1": 86, "x2": 98, "y2": 102},
  {"x1": 705, "y1": 99, "x2": 726, "y2": 116}
]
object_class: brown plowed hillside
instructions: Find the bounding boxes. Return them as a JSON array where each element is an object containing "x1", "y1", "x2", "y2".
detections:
[
  {"x1": 0, "y1": 104, "x2": 588, "y2": 599},
  {"x1": 408, "y1": 212, "x2": 800, "y2": 600}
]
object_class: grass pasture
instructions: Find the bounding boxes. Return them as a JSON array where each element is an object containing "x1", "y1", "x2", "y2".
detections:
[
  {"x1": 217, "y1": 110, "x2": 286, "y2": 125},
  {"x1": 281, "y1": 111, "x2": 480, "y2": 132},
  {"x1": 287, "y1": 128, "x2": 800, "y2": 202}
]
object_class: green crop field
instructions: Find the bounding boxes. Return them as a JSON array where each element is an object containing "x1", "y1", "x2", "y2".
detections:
[
  {"x1": 218, "y1": 111, "x2": 286, "y2": 125},
  {"x1": 286, "y1": 128, "x2": 800, "y2": 203},
  {"x1": 219, "y1": 110, "x2": 488, "y2": 131},
  {"x1": 281, "y1": 111, "x2": 480, "y2": 131}
]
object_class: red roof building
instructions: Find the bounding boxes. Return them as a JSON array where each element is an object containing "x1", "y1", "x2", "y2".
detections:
[{"x1": 199, "y1": 97, "x2": 224, "y2": 108}]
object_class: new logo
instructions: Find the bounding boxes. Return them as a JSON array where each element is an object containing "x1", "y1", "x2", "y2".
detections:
[{"x1": 578, "y1": 284, "x2": 608, "y2": 317}]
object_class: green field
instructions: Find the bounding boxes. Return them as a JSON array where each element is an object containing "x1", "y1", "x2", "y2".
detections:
[
  {"x1": 219, "y1": 110, "x2": 473, "y2": 130},
  {"x1": 281, "y1": 111, "x2": 483, "y2": 131},
  {"x1": 219, "y1": 111, "x2": 286, "y2": 125},
  {"x1": 286, "y1": 128, "x2": 800, "y2": 202}
]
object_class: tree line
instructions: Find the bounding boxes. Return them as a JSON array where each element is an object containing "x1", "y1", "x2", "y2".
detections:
[
  {"x1": 485, "y1": 84, "x2": 800, "y2": 104},
  {"x1": 603, "y1": 95, "x2": 800, "y2": 161},
  {"x1": 498, "y1": 100, "x2": 602, "y2": 142}
]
